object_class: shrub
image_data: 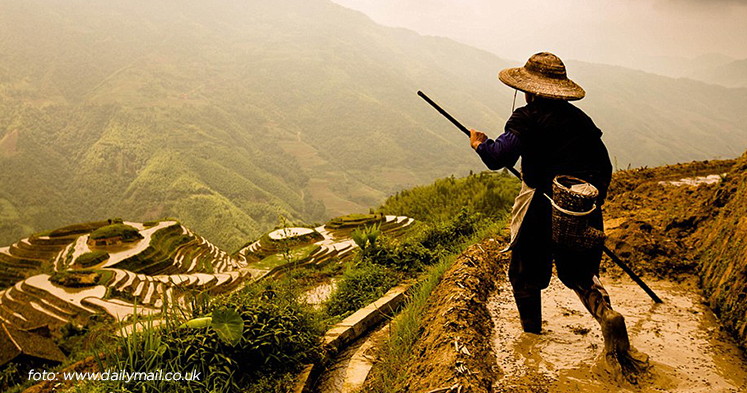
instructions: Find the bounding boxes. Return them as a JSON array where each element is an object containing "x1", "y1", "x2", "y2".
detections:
[
  {"x1": 364, "y1": 238, "x2": 437, "y2": 272},
  {"x1": 351, "y1": 223, "x2": 381, "y2": 251},
  {"x1": 326, "y1": 262, "x2": 397, "y2": 317},
  {"x1": 89, "y1": 224, "x2": 142, "y2": 241},
  {"x1": 326, "y1": 212, "x2": 385, "y2": 229},
  {"x1": 362, "y1": 208, "x2": 482, "y2": 272},
  {"x1": 74, "y1": 250, "x2": 109, "y2": 268},
  {"x1": 50, "y1": 270, "x2": 106, "y2": 287},
  {"x1": 57, "y1": 322, "x2": 90, "y2": 355},
  {"x1": 417, "y1": 207, "x2": 482, "y2": 251},
  {"x1": 0, "y1": 363, "x2": 21, "y2": 392}
]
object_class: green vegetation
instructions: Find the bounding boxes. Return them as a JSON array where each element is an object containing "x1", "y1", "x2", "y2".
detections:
[
  {"x1": 351, "y1": 223, "x2": 381, "y2": 251},
  {"x1": 100, "y1": 280, "x2": 324, "y2": 393},
  {"x1": 72, "y1": 194, "x2": 495, "y2": 391},
  {"x1": 74, "y1": 250, "x2": 110, "y2": 268},
  {"x1": 50, "y1": 269, "x2": 113, "y2": 287},
  {"x1": 366, "y1": 257, "x2": 453, "y2": 392},
  {"x1": 89, "y1": 224, "x2": 142, "y2": 241},
  {"x1": 326, "y1": 213, "x2": 385, "y2": 230},
  {"x1": 253, "y1": 244, "x2": 321, "y2": 270},
  {"x1": 379, "y1": 171, "x2": 520, "y2": 223},
  {"x1": 111, "y1": 223, "x2": 193, "y2": 274},
  {"x1": 325, "y1": 207, "x2": 486, "y2": 325},
  {"x1": 56, "y1": 322, "x2": 90, "y2": 356},
  {"x1": 364, "y1": 218, "x2": 507, "y2": 392},
  {"x1": 0, "y1": 363, "x2": 21, "y2": 392},
  {"x1": 4, "y1": 167, "x2": 519, "y2": 392},
  {"x1": 181, "y1": 308, "x2": 245, "y2": 346},
  {"x1": 2, "y1": 0, "x2": 742, "y2": 249},
  {"x1": 326, "y1": 262, "x2": 397, "y2": 318},
  {"x1": 360, "y1": 208, "x2": 483, "y2": 272}
]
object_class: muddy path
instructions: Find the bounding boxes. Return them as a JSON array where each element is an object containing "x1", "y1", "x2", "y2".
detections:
[
  {"x1": 489, "y1": 274, "x2": 747, "y2": 392},
  {"x1": 359, "y1": 160, "x2": 747, "y2": 392}
]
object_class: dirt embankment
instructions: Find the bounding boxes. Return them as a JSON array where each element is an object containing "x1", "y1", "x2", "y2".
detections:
[
  {"x1": 388, "y1": 236, "x2": 509, "y2": 392},
  {"x1": 600, "y1": 157, "x2": 747, "y2": 349},
  {"x1": 694, "y1": 154, "x2": 747, "y2": 348},
  {"x1": 601, "y1": 158, "x2": 736, "y2": 279}
]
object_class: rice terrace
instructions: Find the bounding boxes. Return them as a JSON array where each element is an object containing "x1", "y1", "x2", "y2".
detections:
[
  {"x1": 0, "y1": 210, "x2": 421, "y2": 391},
  {"x1": 0, "y1": 214, "x2": 415, "y2": 324}
]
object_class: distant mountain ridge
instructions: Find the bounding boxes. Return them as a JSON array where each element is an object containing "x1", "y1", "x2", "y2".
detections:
[
  {"x1": 1, "y1": 0, "x2": 746, "y2": 248},
  {"x1": 687, "y1": 58, "x2": 747, "y2": 88},
  {"x1": 609, "y1": 52, "x2": 747, "y2": 88}
]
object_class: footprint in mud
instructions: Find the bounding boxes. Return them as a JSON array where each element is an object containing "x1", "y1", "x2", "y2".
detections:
[{"x1": 488, "y1": 275, "x2": 747, "y2": 393}]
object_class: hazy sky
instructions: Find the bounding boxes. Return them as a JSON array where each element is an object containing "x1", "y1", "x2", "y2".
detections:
[{"x1": 330, "y1": 0, "x2": 747, "y2": 72}]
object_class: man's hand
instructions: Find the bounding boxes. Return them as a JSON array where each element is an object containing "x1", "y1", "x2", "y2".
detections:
[{"x1": 470, "y1": 129, "x2": 488, "y2": 150}]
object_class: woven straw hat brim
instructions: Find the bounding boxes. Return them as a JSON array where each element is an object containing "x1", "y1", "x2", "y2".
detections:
[{"x1": 499, "y1": 67, "x2": 585, "y2": 101}]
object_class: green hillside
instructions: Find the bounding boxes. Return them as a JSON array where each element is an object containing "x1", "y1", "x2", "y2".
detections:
[{"x1": 1, "y1": 0, "x2": 746, "y2": 249}]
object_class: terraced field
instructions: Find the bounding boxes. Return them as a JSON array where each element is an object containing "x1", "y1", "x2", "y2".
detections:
[
  {"x1": 0, "y1": 215, "x2": 416, "y2": 335},
  {"x1": 237, "y1": 215, "x2": 415, "y2": 279}
]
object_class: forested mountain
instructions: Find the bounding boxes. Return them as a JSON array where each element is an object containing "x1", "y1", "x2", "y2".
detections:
[{"x1": 1, "y1": 0, "x2": 746, "y2": 249}]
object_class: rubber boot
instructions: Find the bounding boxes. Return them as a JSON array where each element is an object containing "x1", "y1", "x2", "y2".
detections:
[
  {"x1": 514, "y1": 291, "x2": 542, "y2": 334},
  {"x1": 575, "y1": 277, "x2": 649, "y2": 377}
]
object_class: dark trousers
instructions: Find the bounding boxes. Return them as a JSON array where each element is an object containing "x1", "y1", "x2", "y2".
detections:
[{"x1": 509, "y1": 194, "x2": 604, "y2": 299}]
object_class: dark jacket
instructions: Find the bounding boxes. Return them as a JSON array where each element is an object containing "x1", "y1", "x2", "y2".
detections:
[{"x1": 506, "y1": 99, "x2": 613, "y2": 202}]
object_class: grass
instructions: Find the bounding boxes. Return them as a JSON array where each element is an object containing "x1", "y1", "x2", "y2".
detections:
[
  {"x1": 253, "y1": 244, "x2": 320, "y2": 270},
  {"x1": 364, "y1": 217, "x2": 506, "y2": 392},
  {"x1": 370, "y1": 258, "x2": 452, "y2": 390}
]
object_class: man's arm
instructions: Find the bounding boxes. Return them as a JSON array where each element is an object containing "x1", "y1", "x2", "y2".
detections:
[{"x1": 470, "y1": 129, "x2": 521, "y2": 170}]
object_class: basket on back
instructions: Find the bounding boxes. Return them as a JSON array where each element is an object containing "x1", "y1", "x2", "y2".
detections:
[{"x1": 549, "y1": 175, "x2": 606, "y2": 250}]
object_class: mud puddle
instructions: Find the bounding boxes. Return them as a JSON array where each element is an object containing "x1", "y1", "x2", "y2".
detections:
[{"x1": 488, "y1": 274, "x2": 747, "y2": 392}]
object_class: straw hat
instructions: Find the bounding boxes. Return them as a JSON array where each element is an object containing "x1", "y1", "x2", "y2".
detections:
[{"x1": 499, "y1": 52, "x2": 585, "y2": 101}]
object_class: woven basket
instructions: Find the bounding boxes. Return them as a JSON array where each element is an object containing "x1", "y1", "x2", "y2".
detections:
[{"x1": 549, "y1": 175, "x2": 606, "y2": 250}]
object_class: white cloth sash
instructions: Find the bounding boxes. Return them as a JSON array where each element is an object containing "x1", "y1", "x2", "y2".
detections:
[{"x1": 502, "y1": 181, "x2": 536, "y2": 253}]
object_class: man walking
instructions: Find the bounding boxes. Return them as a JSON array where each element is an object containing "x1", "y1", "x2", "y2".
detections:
[{"x1": 470, "y1": 52, "x2": 648, "y2": 373}]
